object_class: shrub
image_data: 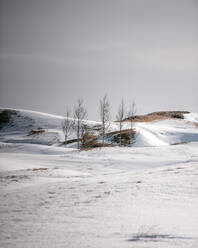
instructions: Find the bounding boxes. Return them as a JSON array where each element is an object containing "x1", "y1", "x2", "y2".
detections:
[
  {"x1": 108, "y1": 129, "x2": 135, "y2": 146},
  {"x1": 81, "y1": 132, "x2": 99, "y2": 148},
  {"x1": 112, "y1": 132, "x2": 131, "y2": 145},
  {"x1": 81, "y1": 132, "x2": 114, "y2": 149},
  {"x1": 62, "y1": 138, "x2": 79, "y2": 145},
  {"x1": 0, "y1": 109, "x2": 17, "y2": 129}
]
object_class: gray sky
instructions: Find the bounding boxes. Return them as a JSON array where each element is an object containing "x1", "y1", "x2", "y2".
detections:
[{"x1": 0, "y1": 0, "x2": 197, "y2": 120}]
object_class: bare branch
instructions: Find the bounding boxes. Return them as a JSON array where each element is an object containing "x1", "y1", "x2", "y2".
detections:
[
  {"x1": 61, "y1": 109, "x2": 73, "y2": 146},
  {"x1": 116, "y1": 99, "x2": 125, "y2": 146},
  {"x1": 127, "y1": 101, "x2": 137, "y2": 129},
  {"x1": 99, "y1": 94, "x2": 110, "y2": 146},
  {"x1": 73, "y1": 99, "x2": 88, "y2": 149}
]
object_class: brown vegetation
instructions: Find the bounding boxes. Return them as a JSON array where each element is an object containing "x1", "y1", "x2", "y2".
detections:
[
  {"x1": 80, "y1": 128, "x2": 136, "y2": 149},
  {"x1": 32, "y1": 168, "x2": 48, "y2": 171},
  {"x1": 106, "y1": 129, "x2": 135, "y2": 137},
  {"x1": 107, "y1": 129, "x2": 136, "y2": 146},
  {"x1": 172, "y1": 142, "x2": 188, "y2": 145},
  {"x1": 124, "y1": 111, "x2": 190, "y2": 123},
  {"x1": 63, "y1": 138, "x2": 79, "y2": 145},
  {"x1": 81, "y1": 132, "x2": 114, "y2": 150},
  {"x1": 29, "y1": 129, "x2": 45, "y2": 135}
]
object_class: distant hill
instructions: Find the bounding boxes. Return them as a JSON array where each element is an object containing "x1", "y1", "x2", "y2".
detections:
[{"x1": 0, "y1": 108, "x2": 198, "y2": 149}]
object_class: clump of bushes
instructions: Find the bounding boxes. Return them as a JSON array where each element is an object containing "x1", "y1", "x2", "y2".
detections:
[
  {"x1": 81, "y1": 132, "x2": 100, "y2": 148},
  {"x1": 112, "y1": 132, "x2": 131, "y2": 146},
  {"x1": 107, "y1": 129, "x2": 135, "y2": 146},
  {"x1": 81, "y1": 132, "x2": 114, "y2": 149}
]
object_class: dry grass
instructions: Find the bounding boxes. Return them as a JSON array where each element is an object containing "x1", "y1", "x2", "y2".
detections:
[
  {"x1": 107, "y1": 129, "x2": 136, "y2": 146},
  {"x1": 81, "y1": 132, "x2": 115, "y2": 150},
  {"x1": 107, "y1": 128, "x2": 135, "y2": 136},
  {"x1": 29, "y1": 129, "x2": 45, "y2": 135},
  {"x1": 32, "y1": 168, "x2": 48, "y2": 171},
  {"x1": 81, "y1": 128, "x2": 136, "y2": 150},
  {"x1": 172, "y1": 142, "x2": 188, "y2": 145},
  {"x1": 124, "y1": 111, "x2": 190, "y2": 123},
  {"x1": 5, "y1": 175, "x2": 30, "y2": 182},
  {"x1": 126, "y1": 114, "x2": 168, "y2": 122}
]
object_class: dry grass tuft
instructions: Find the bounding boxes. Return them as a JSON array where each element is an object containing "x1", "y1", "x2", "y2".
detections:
[
  {"x1": 29, "y1": 129, "x2": 45, "y2": 135},
  {"x1": 32, "y1": 168, "x2": 48, "y2": 171},
  {"x1": 172, "y1": 142, "x2": 188, "y2": 145}
]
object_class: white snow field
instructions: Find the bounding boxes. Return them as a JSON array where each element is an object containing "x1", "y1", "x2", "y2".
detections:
[{"x1": 0, "y1": 108, "x2": 198, "y2": 248}]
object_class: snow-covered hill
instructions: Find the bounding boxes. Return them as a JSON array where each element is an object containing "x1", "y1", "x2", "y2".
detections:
[
  {"x1": 0, "y1": 108, "x2": 100, "y2": 147},
  {"x1": 0, "y1": 108, "x2": 198, "y2": 248},
  {"x1": 0, "y1": 107, "x2": 198, "y2": 148}
]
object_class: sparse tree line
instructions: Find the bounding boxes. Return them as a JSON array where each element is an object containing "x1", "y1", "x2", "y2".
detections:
[{"x1": 62, "y1": 95, "x2": 137, "y2": 149}]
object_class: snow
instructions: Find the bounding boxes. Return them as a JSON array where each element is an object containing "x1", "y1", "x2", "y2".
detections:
[
  {"x1": 134, "y1": 119, "x2": 198, "y2": 147},
  {"x1": 0, "y1": 108, "x2": 198, "y2": 248},
  {"x1": 184, "y1": 112, "x2": 198, "y2": 123}
]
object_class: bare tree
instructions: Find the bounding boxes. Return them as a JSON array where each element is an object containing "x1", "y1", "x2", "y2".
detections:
[
  {"x1": 127, "y1": 101, "x2": 137, "y2": 145},
  {"x1": 61, "y1": 109, "x2": 73, "y2": 146},
  {"x1": 127, "y1": 101, "x2": 137, "y2": 130},
  {"x1": 73, "y1": 99, "x2": 87, "y2": 149},
  {"x1": 99, "y1": 94, "x2": 110, "y2": 146},
  {"x1": 116, "y1": 99, "x2": 125, "y2": 146}
]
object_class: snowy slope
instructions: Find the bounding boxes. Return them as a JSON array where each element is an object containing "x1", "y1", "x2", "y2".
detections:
[
  {"x1": 184, "y1": 112, "x2": 198, "y2": 122},
  {"x1": 0, "y1": 108, "x2": 100, "y2": 147},
  {"x1": 1, "y1": 108, "x2": 198, "y2": 248},
  {"x1": 134, "y1": 118, "x2": 198, "y2": 146}
]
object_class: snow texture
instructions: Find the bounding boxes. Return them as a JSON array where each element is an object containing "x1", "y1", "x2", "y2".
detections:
[{"x1": 0, "y1": 108, "x2": 198, "y2": 248}]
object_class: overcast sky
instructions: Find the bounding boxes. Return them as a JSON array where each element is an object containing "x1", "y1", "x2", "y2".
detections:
[{"x1": 0, "y1": 0, "x2": 197, "y2": 120}]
